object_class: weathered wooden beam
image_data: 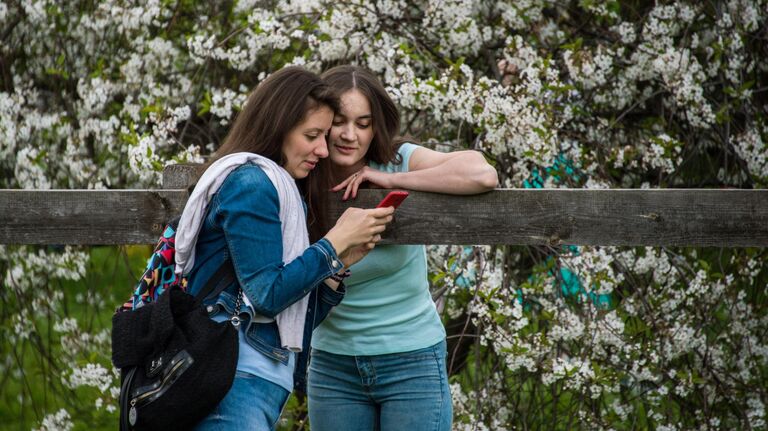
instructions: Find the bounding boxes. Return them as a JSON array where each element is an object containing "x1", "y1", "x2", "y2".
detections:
[
  {"x1": 162, "y1": 163, "x2": 201, "y2": 190},
  {"x1": 157, "y1": 164, "x2": 768, "y2": 247},
  {"x1": 0, "y1": 190, "x2": 187, "y2": 245},
  {"x1": 334, "y1": 188, "x2": 768, "y2": 247},
  {"x1": 1, "y1": 188, "x2": 767, "y2": 246}
]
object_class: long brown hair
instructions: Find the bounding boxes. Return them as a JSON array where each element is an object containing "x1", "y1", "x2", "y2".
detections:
[
  {"x1": 321, "y1": 65, "x2": 403, "y2": 165},
  {"x1": 202, "y1": 66, "x2": 339, "y2": 241}
]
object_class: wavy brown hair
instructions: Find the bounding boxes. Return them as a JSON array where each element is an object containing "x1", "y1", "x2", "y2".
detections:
[
  {"x1": 201, "y1": 66, "x2": 340, "y2": 241},
  {"x1": 321, "y1": 65, "x2": 404, "y2": 166}
]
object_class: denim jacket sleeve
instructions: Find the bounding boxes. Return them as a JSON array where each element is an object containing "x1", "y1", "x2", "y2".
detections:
[{"x1": 212, "y1": 164, "x2": 344, "y2": 318}]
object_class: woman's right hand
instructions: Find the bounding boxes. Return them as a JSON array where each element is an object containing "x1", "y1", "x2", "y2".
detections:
[{"x1": 323, "y1": 206, "x2": 395, "y2": 266}]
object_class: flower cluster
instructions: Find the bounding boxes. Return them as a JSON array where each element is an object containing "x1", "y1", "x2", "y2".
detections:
[{"x1": 33, "y1": 409, "x2": 73, "y2": 431}]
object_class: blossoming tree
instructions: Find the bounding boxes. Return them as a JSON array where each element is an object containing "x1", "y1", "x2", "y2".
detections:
[{"x1": 1, "y1": 0, "x2": 766, "y2": 429}]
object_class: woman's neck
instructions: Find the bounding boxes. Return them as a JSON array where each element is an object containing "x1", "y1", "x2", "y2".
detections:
[{"x1": 333, "y1": 160, "x2": 367, "y2": 183}]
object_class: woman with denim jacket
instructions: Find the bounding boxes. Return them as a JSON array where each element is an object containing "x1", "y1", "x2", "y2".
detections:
[
  {"x1": 181, "y1": 67, "x2": 394, "y2": 431},
  {"x1": 307, "y1": 66, "x2": 498, "y2": 431}
]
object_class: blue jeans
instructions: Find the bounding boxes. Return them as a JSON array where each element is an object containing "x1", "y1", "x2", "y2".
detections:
[
  {"x1": 193, "y1": 371, "x2": 290, "y2": 431},
  {"x1": 307, "y1": 340, "x2": 452, "y2": 431}
]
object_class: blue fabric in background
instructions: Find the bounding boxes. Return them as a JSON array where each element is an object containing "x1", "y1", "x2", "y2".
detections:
[{"x1": 449, "y1": 154, "x2": 614, "y2": 310}]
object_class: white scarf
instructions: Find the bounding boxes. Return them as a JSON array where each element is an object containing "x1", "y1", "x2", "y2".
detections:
[{"x1": 174, "y1": 152, "x2": 310, "y2": 351}]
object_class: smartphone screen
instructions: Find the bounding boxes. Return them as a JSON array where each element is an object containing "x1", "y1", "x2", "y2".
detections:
[{"x1": 376, "y1": 191, "x2": 409, "y2": 209}]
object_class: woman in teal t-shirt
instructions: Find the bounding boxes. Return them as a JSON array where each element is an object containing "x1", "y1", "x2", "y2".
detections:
[{"x1": 307, "y1": 65, "x2": 498, "y2": 431}]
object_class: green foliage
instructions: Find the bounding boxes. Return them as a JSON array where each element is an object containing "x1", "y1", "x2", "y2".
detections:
[{"x1": 0, "y1": 247, "x2": 149, "y2": 430}]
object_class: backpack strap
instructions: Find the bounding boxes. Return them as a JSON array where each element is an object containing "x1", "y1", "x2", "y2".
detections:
[
  {"x1": 192, "y1": 260, "x2": 237, "y2": 307},
  {"x1": 177, "y1": 181, "x2": 237, "y2": 308}
]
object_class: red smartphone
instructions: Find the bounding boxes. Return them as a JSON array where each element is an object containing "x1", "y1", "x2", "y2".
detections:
[{"x1": 376, "y1": 191, "x2": 409, "y2": 208}]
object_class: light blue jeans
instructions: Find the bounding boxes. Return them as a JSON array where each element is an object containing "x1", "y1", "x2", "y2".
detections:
[
  {"x1": 307, "y1": 340, "x2": 452, "y2": 431},
  {"x1": 193, "y1": 371, "x2": 290, "y2": 431}
]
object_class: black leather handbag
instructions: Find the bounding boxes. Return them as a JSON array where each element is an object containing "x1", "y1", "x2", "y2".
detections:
[{"x1": 112, "y1": 263, "x2": 239, "y2": 430}]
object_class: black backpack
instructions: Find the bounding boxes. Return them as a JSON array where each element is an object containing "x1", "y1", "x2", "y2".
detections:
[{"x1": 111, "y1": 218, "x2": 240, "y2": 430}]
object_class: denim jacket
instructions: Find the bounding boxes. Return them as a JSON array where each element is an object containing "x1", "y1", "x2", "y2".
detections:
[{"x1": 185, "y1": 163, "x2": 345, "y2": 392}]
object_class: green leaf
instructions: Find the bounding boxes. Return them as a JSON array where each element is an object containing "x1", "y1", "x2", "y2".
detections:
[
  {"x1": 560, "y1": 38, "x2": 583, "y2": 51},
  {"x1": 197, "y1": 91, "x2": 212, "y2": 117},
  {"x1": 697, "y1": 260, "x2": 710, "y2": 271}
]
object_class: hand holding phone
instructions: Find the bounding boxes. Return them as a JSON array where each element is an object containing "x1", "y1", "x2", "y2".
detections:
[{"x1": 376, "y1": 191, "x2": 409, "y2": 209}]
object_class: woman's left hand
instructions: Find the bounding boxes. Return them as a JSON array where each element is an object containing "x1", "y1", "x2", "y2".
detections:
[{"x1": 332, "y1": 166, "x2": 395, "y2": 200}]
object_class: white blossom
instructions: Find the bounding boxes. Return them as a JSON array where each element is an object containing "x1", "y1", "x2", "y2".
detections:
[
  {"x1": 34, "y1": 409, "x2": 73, "y2": 431},
  {"x1": 65, "y1": 363, "x2": 114, "y2": 393}
]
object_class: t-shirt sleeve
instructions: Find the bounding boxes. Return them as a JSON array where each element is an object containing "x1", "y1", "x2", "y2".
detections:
[
  {"x1": 369, "y1": 142, "x2": 421, "y2": 173},
  {"x1": 396, "y1": 142, "x2": 419, "y2": 173}
]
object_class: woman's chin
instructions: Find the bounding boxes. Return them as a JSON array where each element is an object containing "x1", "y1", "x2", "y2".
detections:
[
  {"x1": 329, "y1": 155, "x2": 362, "y2": 167},
  {"x1": 286, "y1": 167, "x2": 310, "y2": 179}
]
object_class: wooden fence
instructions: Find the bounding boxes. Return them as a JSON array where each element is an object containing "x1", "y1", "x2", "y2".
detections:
[{"x1": 2, "y1": 165, "x2": 767, "y2": 247}]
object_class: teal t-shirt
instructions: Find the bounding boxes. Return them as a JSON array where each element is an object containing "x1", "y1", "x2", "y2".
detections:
[{"x1": 311, "y1": 143, "x2": 446, "y2": 355}]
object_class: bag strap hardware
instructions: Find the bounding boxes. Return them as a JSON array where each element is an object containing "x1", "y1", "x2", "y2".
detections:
[
  {"x1": 230, "y1": 315, "x2": 241, "y2": 327},
  {"x1": 229, "y1": 288, "x2": 244, "y2": 327}
]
